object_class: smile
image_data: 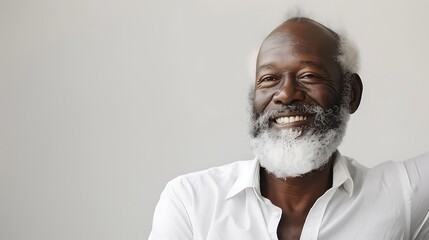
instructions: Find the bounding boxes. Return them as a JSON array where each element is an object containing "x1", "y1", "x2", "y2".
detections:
[{"x1": 275, "y1": 115, "x2": 308, "y2": 124}]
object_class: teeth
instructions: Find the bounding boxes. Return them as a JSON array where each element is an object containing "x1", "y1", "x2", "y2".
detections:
[{"x1": 275, "y1": 116, "x2": 308, "y2": 124}]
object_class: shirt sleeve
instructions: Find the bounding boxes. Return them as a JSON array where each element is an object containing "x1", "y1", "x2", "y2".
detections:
[
  {"x1": 404, "y1": 152, "x2": 429, "y2": 240},
  {"x1": 148, "y1": 180, "x2": 193, "y2": 240}
]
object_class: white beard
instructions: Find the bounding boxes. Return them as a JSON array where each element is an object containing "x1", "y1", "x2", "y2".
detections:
[{"x1": 250, "y1": 105, "x2": 349, "y2": 179}]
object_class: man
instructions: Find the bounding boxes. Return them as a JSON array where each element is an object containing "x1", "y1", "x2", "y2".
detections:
[{"x1": 149, "y1": 16, "x2": 429, "y2": 240}]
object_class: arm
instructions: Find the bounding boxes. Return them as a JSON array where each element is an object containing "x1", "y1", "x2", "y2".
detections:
[
  {"x1": 404, "y1": 152, "x2": 429, "y2": 240},
  {"x1": 148, "y1": 181, "x2": 193, "y2": 240}
]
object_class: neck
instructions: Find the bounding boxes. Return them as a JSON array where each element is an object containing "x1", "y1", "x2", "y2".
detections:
[{"x1": 260, "y1": 159, "x2": 333, "y2": 214}]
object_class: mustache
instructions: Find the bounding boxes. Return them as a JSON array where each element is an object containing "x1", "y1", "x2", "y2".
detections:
[
  {"x1": 259, "y1": 104, "x2": 323, "y2": 119},
  {"x1": 252, "y1": 104, "x2": 327, "y2": 125},
  {"x1": 250, "y1": 103, "x2": 341, "y2": 137}
]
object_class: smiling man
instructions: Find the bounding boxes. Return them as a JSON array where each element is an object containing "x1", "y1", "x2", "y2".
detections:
[{"x1": 149, "y1": 16, "x2": 429, "y2": 240}]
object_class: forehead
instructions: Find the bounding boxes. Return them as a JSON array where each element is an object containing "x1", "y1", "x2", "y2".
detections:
[{"x1": 257, "y1": 21, "x2": 340, "y2": 68}]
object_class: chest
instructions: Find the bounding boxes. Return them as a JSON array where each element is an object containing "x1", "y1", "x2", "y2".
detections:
[
  {"x1": 193, "y1": 188, "x2": 409, "y2": 240},
  {"x1": 276, "y1": 213, "x2": 306, "y2": 240}
]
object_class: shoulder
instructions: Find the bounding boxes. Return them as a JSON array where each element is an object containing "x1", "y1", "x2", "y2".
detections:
[
  {"x1": 366, "y1": 151, "x2": 429, "y2": 186},
  {"x1": 165, "y1": 160, "x2": 255, "y2": 198},
  {"x1": 401, "y1": 151, "x2": 429, "y2": 193},
  {"x1": 342, "y1": 152, "x2": 429, "y2": 195},
  {"x1": 403, "y1": 152, "x2": 429, "y2": 183},
  {"x1": 169, "y1": 160, "x2": 254, "y2": 185},
  {"x1": 339, "y1": 155, "x2": 409, "y2": 194},
  {"x1": 342, "y1": 154, "x2": 407, "y2": 177}
]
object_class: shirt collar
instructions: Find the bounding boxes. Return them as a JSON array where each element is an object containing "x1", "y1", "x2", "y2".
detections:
[
  {"x1": 225, "y1": 158, "x2": 260, "y2": 200},
  {"x1": 225, "y1": 151, "x2": 355, "y2": 200},
  {"x1": 332, "y1": 151, "x2": 354, "y2": 197}
]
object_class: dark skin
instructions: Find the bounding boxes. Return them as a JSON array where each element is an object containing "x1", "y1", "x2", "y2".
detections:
[
  {"x1": 260, "y1": 161, "x2": 333, "y2": 240},
  {"x1": 254, "y1": 19, "x2": 363, "y2": 240}
]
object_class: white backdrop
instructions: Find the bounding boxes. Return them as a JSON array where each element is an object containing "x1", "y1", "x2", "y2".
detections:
[{"x1": 1, "y1": 0, "x2": 428, "y2": 239}]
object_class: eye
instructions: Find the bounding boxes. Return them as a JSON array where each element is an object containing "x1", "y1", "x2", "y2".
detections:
[
  {"x1": 299, "y1": 73, "x2": 324, "y2": 83},
  {"x1": 300, "y1": 73, "x2": 320, "y2": 80},
  {"x1": 259, "y1": 75, "x2": 278, "y2": 83}
]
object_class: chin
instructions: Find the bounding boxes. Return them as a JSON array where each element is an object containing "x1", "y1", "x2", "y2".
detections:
[{"x1": 250, "y1": 112, "x2": 348, "y2": 179}]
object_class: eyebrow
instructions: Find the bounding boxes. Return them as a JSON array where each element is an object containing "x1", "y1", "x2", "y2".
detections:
[
  {"x1": 258, "y1": 64, "x2": 276, "y2": 71},
  {"x1": 299, "y1": 60, "x2": 328, "y2": 71}
]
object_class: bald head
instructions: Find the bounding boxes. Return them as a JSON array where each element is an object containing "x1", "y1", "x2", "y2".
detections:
[
  {"x1": 269, "y1": 17, "x2": 340, "y2": 41},
  {"x1": 258, "y1": 18, "x2": 342, "y2": 76},
  {"x1": 257, "y1": 17, "x2": 361, "y2": 77}
]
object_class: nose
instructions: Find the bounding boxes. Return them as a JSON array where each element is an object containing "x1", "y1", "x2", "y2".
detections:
[{"x1": 272, "y1": 77, "x2": 305, "y2": 105}]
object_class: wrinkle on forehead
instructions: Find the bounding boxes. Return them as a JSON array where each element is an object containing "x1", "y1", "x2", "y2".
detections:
[{"x1": 260, "y1": 35, "x2": 315, "y2": 56}]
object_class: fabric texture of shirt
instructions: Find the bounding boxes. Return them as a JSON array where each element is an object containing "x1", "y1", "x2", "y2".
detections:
[{"x1": 149, "y1": 152, "x2": 429, "y2": 240}]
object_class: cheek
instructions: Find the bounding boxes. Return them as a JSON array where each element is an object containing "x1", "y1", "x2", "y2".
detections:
[
  {"x1": 306, "y1": 88, "x2": 342, "y2": 108},
  {"x1": 253, "y1": 89, "x2": 277, "y2": 113}
]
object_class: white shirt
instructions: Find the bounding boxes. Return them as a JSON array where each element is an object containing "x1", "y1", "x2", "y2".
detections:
[{"x1": 149, "y1": 152, "x2": 429, "y2": 240}]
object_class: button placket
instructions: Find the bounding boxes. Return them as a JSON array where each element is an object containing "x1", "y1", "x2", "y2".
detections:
[{"x1": 300, "y1": 187, "x2": 338, "y2": 240}]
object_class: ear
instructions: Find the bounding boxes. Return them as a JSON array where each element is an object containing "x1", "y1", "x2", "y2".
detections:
[{"x1": 348, "y1": 73, "x2": 363, "y2": 114}]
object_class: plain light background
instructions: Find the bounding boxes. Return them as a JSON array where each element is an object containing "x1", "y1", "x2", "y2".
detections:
[{"x1": 1, "y1": 0, "x2": 428, "y2": 239}]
